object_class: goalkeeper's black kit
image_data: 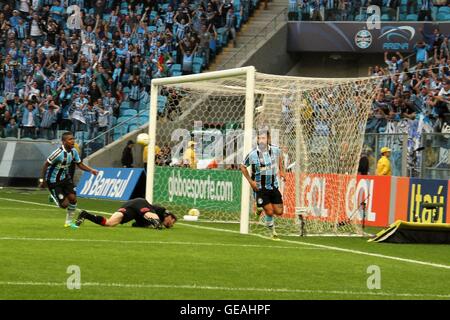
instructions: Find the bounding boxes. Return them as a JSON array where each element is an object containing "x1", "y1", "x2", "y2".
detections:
[
  {"x1": 118, "y1": 198, "x2": 166, "y2": 228},
  {"x1": 76, "y1": 198, "x2": 166, "y2": 228}
]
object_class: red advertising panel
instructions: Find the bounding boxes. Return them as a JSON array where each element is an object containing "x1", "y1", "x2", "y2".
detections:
[
  {"x1": 282, "y1": 173, "x2": 390, "y2": 227},
  {"x1": 394, "y1": 177, "x2": 410, "y2": 222},
  {"x1": 346, "y1": 175, "x2": 391, "y2": 227}
]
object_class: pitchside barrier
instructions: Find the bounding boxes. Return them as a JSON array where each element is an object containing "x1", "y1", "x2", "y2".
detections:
[
  {"x1": 77, "y1": 168, "x2": 146, "y2": 201},
  {"x1": 77, "y1": 166, "x2": 450, "y2": 226}
]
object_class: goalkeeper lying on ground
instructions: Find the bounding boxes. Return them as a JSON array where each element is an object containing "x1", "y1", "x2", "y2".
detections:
[{"x1": 75, "y1": 198, "x2": 177, "y2": 229}]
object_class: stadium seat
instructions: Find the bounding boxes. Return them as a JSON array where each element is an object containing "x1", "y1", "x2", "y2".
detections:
[
  {"x1": 381, "y1": 14, "x2": 392, "y2": 21},
  {"x1": 120, "y1": 101, "x2": 130, "y2": 109},
  {"x1": 210, "y1": 39, "x2": 217, "y2": 57},
  {"x1": 217, "y1": 28, "x2": 229, "y2": 47},
  {"x1": 150, "y1": 11, "x2": 158, "y2": 22},
  {"x1": 74, "y1": 131, "x2": 84, "y2": 142},
  {"x1": 432, "y1": 6, "x2": 439, "y2": 19},
  {"x1": 83, "y1": 132, "x2": 90, "y2": 141},
  {"x1": 111, "y1": 116, "x2": 117, "y2": 127},
  {"x1": 354, "y1": 14, "x2": 365, "y2": 21},
  {"x1": 140, "y1": 109, "x2": 149, "y2": 116},
  {"x1": 439, "y1": 7, "x2": 450, "y2": 15},
  {"x1": 113, "y1": 125, "x2": 128, "y2": 139},
  {"x1": 406, "y1": 14, "x2": 418, "y2": 21},
  {"x1": 399, "y1": 13, "x2": 407, "y2": 20},
  {"x1": 192, "y1": 57, "x2": 203, "y2": 74},
  {"x1": 235, "y1": 12, "x2": 242, "y2": 29},
  {"x1": 113, "y1": 132, "x2": 122, "y2": 141},
  {"x1": 117, "y1": 116, "x2": 131, "y2": 124},
  {"x1": 172, "y1": 50, "x2": 177, "y2": 62},
  {"x1": 121, "y1": 109, "x2": 137, "y2": 117},
  {"x1": 128, "y1": 124, "x2": 139, "y2": 132},
  {"x1": 138, "y1": 115, "x2": 149, "y2": 124},
  {"x1": 171, "y1": 64, "x2": 182, "y2": 76},
  {"x1": 157, "y1": 96, "x2": 167, "y2": 114},
  {"x1": 437, "y1": 13, "x2": 449, "y2": 21}
]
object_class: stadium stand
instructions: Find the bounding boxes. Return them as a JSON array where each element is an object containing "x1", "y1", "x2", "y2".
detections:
[
  {"x1": 0, "y1": 0, "x2": 261, "y2": 144},
  {"x1": 288, "y1": 0, "x2": 450, "y2": 21}
]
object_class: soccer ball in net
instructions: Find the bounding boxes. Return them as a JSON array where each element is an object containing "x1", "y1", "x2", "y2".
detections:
[
  {"x1": 188, "y1": 208, "x2": 200, "y2": 217},
  {"x1": 136, "y1": 133, "x2": 149, "y2": 146}
]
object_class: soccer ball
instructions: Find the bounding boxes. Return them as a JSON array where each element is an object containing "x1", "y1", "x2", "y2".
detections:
[
  {"x1": 136, "y1": 133, "x2": 149, "y2": 146},
  {"x1": 188, "y1": 208, "x2": 200, "y2": 217}
]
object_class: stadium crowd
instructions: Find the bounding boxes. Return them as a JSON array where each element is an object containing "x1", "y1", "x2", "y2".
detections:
[
  {"x1": 366, "y1": 28, "x2": 449, "y2": 136},
  {"x1": 288, "y1": 0, "x2": 450, "y2": 21},
  {"x1": 0, "y1": 0, "x2": 254, "y2": 140}
]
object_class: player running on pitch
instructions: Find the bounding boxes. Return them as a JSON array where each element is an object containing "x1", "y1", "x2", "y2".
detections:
[
  {"x1": 240, "y1": 127, "x2": 285, "y2": 240},
  {"x1": 39, "y1": 131, "x2": 99, "y2": 228},
  {"x1": 75, "y1": 198, "x2": 177, "y2": 229}
]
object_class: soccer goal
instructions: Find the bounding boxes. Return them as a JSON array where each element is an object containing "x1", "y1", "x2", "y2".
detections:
[{"x1": 146, "y1": 66, "x2": 380, "y2": 236}]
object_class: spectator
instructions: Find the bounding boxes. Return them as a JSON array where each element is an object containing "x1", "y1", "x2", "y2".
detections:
[
  {"x1": 84, "y1": 103, "x2": 99, "y2": 140},
  {"x1": 384, "y1": 51, "x2": 404, "y2": 75},
  {"x1": 0, "y1": 0, "x2": 392, "y2": 152},
  {"x1": 407, "y1": 0, "x2": 417, "y2": 14},
  {"x1": 39, "y1": 95, "x2": 60, "y2": 139},
  {"x1": 21, "y1": 102, "x2": 39, "y2": 138},
  {"x1": 5, "y1": 117, "x2": 18, "y2": 137},
  {"x1": 414, "y1": 40, "x2": 431, "y2": 64},
  {"x1": 128, "y1": 78, "x2": 142, "y2": 109},
  {"x1": 183, "y1": 141, "x2": 197, "y2": 169},
  {"x1": 357, "y1": 149, "x2": 369, "y2": 175},
  {"x1": 376, "y1": 147, "x2": 392, "y2": 176},
  {"x1": 0, "y1": 103, "x2": 7, "y2": 137},
  {"x1": 121, "y1": 140, "x2": 135, "y2": 168},
  {"x1": 418, "y1": 0, "x2": 433, "y2": 21}
]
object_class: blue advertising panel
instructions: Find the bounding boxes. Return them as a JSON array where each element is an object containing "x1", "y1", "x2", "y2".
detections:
[
  {"x1": 407, "y1": 178, "x2": 448, "y2": 224},
  {"x1": 288, "y1": 22, "x2": 450, "y2": 53},
  {"x1": 77, "y1": 168, "x2": 145, "y2": 200}
]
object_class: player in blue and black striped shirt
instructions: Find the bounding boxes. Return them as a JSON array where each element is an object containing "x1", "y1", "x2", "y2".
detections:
[
  {"x1": 39, "y1": 132, "x2": 98, "y2": 228},
  {"x1": 240, "y1": 128, "x2": 285, "y2": 239}
]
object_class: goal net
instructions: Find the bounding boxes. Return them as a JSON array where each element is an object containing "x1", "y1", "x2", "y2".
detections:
[{"x1": 146, "y1": 67, "x2": 380, "y2": 236}]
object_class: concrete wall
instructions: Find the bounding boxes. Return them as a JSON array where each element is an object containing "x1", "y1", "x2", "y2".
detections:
[
  {"x1": 239, "y1": 23, "x2": 384, "y2": 78},
  {"x1": 84, "y1": 127, "x2": 147, "y2": 170},
  {"x1": 0, "y1": 139, "x2": 60, "y2": 186},
  {"x1": 243, "y1": 24, "x2": 298, "y2": 75},
  {"x1": 286, "y1": 52, "x2": 384, "y2": 78}
]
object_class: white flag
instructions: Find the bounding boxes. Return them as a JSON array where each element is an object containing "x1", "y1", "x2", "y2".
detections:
[{"x1": 67, "y1": 5, "x2": 82, "y2": 30}]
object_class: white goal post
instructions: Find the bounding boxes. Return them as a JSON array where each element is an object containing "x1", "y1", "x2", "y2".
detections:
[
  {"x1": 146, "y1": 66, "x2": 379, "y2": 236},
  {"x1": 146, "y1": 66, "x2": 256, "y2": 234}
]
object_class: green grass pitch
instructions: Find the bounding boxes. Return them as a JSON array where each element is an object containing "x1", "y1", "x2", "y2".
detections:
[{"x1": 0, "y1": 188, "x2": 449, "y2": 300}]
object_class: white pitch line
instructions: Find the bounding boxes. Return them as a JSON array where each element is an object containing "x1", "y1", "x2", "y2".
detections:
[
  {"x1": 2, "y1": 196, "x2": 450, "y2": 271},
  {"x1": 0, "y1": 207, "x2": 60, "y2": 211},
  {"x1": 0, "y1": 197, "x2": 113, "y2": 215},
  {"x1": 0, "y1": 281, "x2": 449, "y2": 298},
  {"x1": 179, "y1": 223, "x2": 450, "y2": 271},
  {"x1": 0, "y1": 236, "x2": 324, "y2": 250}
]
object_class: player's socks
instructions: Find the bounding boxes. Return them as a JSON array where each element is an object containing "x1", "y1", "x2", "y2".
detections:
[
  {"x1": 77, "y1": 210, "x2": 107, "y2": 226},
  {"x1": 265, "y1": 215, "x2": 274, "y2": 228},
  {"x1": 65, "y1": 203, "x2": 77, "y2": 225}
]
